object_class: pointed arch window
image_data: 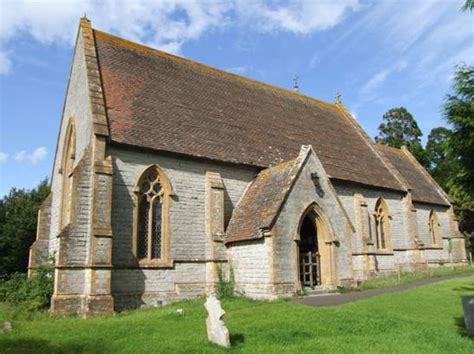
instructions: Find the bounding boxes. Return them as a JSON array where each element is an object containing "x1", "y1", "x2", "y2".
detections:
[
  {"x1": 429, "y1": 210, "x2": 441, "y2": 247},
  {"x1": 133, "y1": 165, "x2": 173, "y2": 266},
  {"x1": 60, "y1": 120, "x2": 76, "y2": 229},
  {"x1": 374, "y1": 198, "x2": 391, "y2": 251}
]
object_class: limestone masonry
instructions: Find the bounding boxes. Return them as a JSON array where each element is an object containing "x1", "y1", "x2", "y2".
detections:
[{"x1": 29, "y1": 18, "x2": 467, "y2": 316}]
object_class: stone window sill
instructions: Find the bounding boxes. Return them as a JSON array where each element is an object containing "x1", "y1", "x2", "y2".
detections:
[
  {"x1": 374, "y1": 250, "x2": 393, "y2": 255},
  {"x1": 137, "y1": 259, "x2": 174, "y2": 269}
]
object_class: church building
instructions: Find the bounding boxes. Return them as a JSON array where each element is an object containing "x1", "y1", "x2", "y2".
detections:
[{"x1": 29, "y1": 18, "x2": 467, "y2": 317}]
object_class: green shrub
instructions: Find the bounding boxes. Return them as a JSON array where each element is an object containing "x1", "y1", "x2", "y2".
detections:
[
  {"x1": 216, "y1": 264, "x2": 235, "y2": 298},
  {"x1": 0, "y1": 257, "x2": 54, "y2": 311},
  {"x1": 0, "y1": 273, "x2": 28, "y2": 303},
  {"x1": 336, "y1": 286, "x2": 352, "y2": 294},
  {"x1": 295, "y1": 289, "x2": 307, "y2": 297}
]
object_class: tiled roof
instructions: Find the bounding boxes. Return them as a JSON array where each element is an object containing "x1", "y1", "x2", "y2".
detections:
[
  {"x1": 93, "y1": 29, "x2": 404, "y2": 192},
  {"x1": 225, "y1": 157, "x2": 303, "y2": 244},
  {"x1": 375, "y1": 144, "x2": 450, "y2": 206}
]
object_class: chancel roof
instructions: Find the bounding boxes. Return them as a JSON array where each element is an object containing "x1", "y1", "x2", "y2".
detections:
[{"x1": 375, "y1": 144, "x2": 450, "y2": 206}]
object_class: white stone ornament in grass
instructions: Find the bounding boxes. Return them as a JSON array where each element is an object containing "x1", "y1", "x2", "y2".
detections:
[{"x1": 204, "y1": 294, "x2": 230, "y2": 348}]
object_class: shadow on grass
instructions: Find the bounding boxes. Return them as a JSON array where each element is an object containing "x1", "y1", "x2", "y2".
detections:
[
  {"x1": 230, "y1": 333, "x2": 245, "y2": 347},
  {"x1": 0, "y1": 338, "x2": 106, "y2": 354},
  {"x1": 454, "y1": 316, "x2": 473, "y2": 339},
  {"x1": 263, "y1": 329, "x2": 313, "y2": 344},
  {"x1": 452, "y1": 285, "x2": 474, "y2": 292}
]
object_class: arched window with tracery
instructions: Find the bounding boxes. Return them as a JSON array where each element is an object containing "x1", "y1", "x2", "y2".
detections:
[
  {"x1": 133, "y1": 165, "x2": 172, "y2": 264},
  {"x1": 374, "y1": 198, "x2": 391, "y2": 251},
  {"x1": 429, "y1": 210, "x2": 441, "y2": 247},
  {"x1": 60, "y1": 120, "x2": 76, "y2": 229}
]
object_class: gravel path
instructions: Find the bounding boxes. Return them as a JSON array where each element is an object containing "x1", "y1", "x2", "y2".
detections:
[{"x1": 294, "y1": 272, "x2": 474, "y2": 307}]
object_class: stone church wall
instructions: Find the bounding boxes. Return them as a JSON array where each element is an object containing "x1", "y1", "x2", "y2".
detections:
[
  {"x1": 227, "y1": 238, "x2": 274, "y2": 299},
  {"x1": 109, "y1": 146, "x2": 257, "y2": 308},
  {"x1": 414, "y1": 202, "x2": 466, "y2": 265},
  {"x1": 334, "y1": 183, "x2": 410, "y2": 276},
  {"x1": 334, "y1": 183, "x2": 409, "y2": 250},
  {"x1": 48, "y1": 33, "x2": 94, "y2": 255},
  {"x1": 414, "y1": 203, "x2": 449, "y2": 262},
  {"x1": 28, "y1": 194, "x2": 52, "y2": 275}
]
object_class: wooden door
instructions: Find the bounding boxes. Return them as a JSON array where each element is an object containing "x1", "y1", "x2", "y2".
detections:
[{"x1": 299, "y1": 251, "x2": 321, "y2": 288}]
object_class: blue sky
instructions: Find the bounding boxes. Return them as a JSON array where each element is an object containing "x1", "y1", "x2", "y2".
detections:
[{"x1": 0, "y1": 0, "x2": 473, "y2": 197}]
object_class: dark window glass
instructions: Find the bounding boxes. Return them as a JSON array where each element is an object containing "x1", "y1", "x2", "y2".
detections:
[
  {"x1": 380, "y1": 219, "x2": 385, "y2": 249},
  {"x1": 148, "y1": 172, "x2": 158, "y2": 182},
  {"x1": 136, "y1": 168, "x2": 166, "y2": 261},
  {"x1": 137, "y1": 196, "x2": 149, "y2": 259},
  {"x1": 141, "y1": 181, "x2": 151, "y2": 193},
  {"x1": 151, "y1": 197, "x2": 162, "y2": 259}
]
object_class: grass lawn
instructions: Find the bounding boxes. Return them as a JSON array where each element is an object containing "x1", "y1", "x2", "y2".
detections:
[
  {"x1": 0, "y1": 276, "x2": 473, "y2": 353},
  {"x1": 359, "y1": 265, "x2": 474, "y2": 290}
]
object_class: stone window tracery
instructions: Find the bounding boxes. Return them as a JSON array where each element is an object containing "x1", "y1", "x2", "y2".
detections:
[
  {"x1": 60, "y1": 120, "x2": 76, "y2": 229},
  {"x1": 429, "y1": 210, "x2": 441, "y2": 247},
  {"x1": 133, "y1": 165, "x2": 172, "y2": 266},
  {"x1": 374, "y1": 198, "x2": 391, "y2": 251}
]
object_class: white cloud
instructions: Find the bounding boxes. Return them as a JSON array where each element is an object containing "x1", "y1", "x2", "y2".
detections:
[
  {"x1": 14, "y1": 147, "x2": 47, "y2": 164},
  {"x1": 356, "y1": 0, "x2": 474, "y2": 95},
  {"x1": 0, "y1": 0, "x2": 362, "y2": 75},
  {"x1": 308, "y1": 0, "x2": 474, "y2": 94},
  {"x1": 361, "y1": 60, "x2": 408, "y2": 97},
  {"x1": 362, "y1": 70, "x2": 389, "y2": 95},
  {"x1": 0, "y1": 152, "x2": 8, "y2": 163},
  {"x1": 362, "y1": 1, "x2": 447, "y2": 53},
  {"x1": 0, "y1": 0, "x2": 232, "y2": 66},
  {"x1": 0, "y1": 49, "x2": 12, "y2": 74},
  {"x1": 237, "y1": 0, "x2": 360, "y2": 34}
]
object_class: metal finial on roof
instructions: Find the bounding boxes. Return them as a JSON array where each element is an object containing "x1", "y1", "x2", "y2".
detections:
[
  {"x1": 335, "y1": 92, "x2": 342, "y2": 104},
  {"x1": 81, "y1": 13, "x2": 90, "y2": 22},
  {"x1": 293, "y1": 74, "x2": 299, "y2": 93}
]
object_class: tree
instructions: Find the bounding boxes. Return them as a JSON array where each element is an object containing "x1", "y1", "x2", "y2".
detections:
[
  {"x1": 426, "y1": 127, "x2": 458, "y2": 191},
  {"x1": 0, "y1": 180, "x2": 50, "y2": 277},
  {"x1": 443, "y1": 64, "x2": 474, "y2": 198},
  {"x1": 376, "y1": 107, "x2": 430, "y2": 167},
  {"x1": 462, "y1": 0, "x2": 474, "y2": 12},
  {"x1": 443, "y1": 64, "x2": 474, "y2": 254}
]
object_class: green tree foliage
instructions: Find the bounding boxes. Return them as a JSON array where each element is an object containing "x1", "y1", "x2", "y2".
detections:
[
  {"x1": 443, "y1": 64, "x2": 474, "y2": 195},
  {"x1": 426, "y1": 127, "x2": 459, "y2": 191},
  {"x1": 462, "y1": 0, "x2": 474, "y2": 12},
  {"x1": 376, "y1": 107, "x2": 430, "y2": 167},
  {"x1": 0, "y1": 257, "x2": 54, "y2": 311},
  {"x1": 0, "y1": 179, "x2": 50, "y2": 277},
  {"x1": 443, "y1": 64, "x2": 474, "y2": 249}
]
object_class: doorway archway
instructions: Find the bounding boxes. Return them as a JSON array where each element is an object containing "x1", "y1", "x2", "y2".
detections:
[
  {"x1": 296, "y1": 205, "x2": 336, "y2": 290},
  {"x1": 299, "y1": 214, "x2": 320, "y2": 288}
]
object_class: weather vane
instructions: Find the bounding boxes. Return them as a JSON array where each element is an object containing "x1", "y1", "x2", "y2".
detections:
[{"x1": 335, "y1": 92, "x2": 342, "y2": 104}]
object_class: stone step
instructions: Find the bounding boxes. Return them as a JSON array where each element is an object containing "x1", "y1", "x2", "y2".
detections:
[{"x1": 303, "y1": 286, "x2": 330, "y2": 296}]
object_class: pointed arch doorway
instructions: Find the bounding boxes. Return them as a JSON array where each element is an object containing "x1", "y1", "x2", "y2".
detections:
[
  {"x1": 299, "y1": 215, "x2": 320, "y2": 288},
  {"x1": 297, "y1": 206, "x2": 336, "y2": 290}
]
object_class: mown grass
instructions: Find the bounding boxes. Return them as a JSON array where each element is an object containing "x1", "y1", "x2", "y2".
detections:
[
  {"x1": 360, "y1": 265, "x2": 474, "y2": 290},
  {"x1": 0, "y1": 276, "x2": 473, "y2": 353}
]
